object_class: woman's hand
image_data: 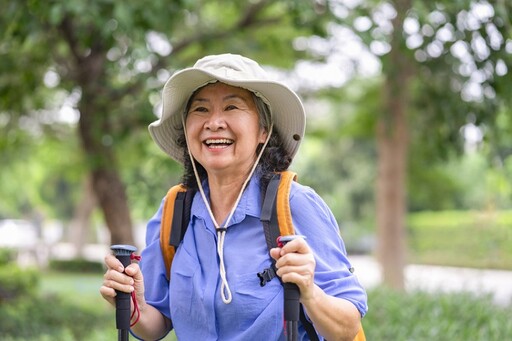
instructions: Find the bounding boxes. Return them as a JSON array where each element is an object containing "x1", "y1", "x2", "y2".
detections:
[
  {"x1": 99, "y1": 253, "x2": 146, "y2": 310},
  {"x1": 100, "y1": 254, "x2": 172, "y2": 339},
  {"x1": 270, "y1": 237, "x2": 316, "y2": 301}
]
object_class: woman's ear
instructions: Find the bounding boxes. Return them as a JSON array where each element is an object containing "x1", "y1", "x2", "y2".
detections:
[{"x1": 259, "y1": 125, "x2": 271, "y2": 144}]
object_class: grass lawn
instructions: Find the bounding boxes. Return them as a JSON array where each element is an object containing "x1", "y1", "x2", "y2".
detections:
[{"x1": 39, "y1": 271, "x2": 107, "y2": 307}]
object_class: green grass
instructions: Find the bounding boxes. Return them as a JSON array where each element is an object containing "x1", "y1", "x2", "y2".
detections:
[
  {"x1": 408, "y1": 210, "x2": 512, "y2": 269},
  {"x1": 39, "y1": 271, "x2": 108, "y2": 307}
]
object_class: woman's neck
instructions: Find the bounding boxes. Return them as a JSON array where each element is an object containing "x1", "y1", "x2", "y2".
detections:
[{"x1": 207, "y1": 174, "x2": 247, "y2": 226}]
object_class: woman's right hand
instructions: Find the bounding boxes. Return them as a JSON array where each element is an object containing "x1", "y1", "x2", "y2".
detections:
[{"x1": 99, "y1": 253, "x2": 146, "y2": 310}]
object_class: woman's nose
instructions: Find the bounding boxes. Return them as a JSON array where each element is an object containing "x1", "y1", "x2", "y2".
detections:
[{"x1": 204, "y1": 110, "x2": 226, "y2": 131}]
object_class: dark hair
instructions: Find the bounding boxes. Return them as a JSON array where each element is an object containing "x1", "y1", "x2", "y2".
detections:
[{"x1": 176, "y1": 87, "x2": 292, "y2": 192}]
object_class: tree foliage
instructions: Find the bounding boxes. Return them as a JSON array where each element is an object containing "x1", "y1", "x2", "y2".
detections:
[
  {"x1": 1, "y1": 0, "x2": 511, "y2": 289},
  {"x1": 0, "y1": 0, "x2": 335, "y2": 243}
]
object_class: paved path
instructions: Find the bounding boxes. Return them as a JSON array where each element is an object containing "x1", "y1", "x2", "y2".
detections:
[{"x1": 350, "y1": 256, "x2": 512, "y2": 306}]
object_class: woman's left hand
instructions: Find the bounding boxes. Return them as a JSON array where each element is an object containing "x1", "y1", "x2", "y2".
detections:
[{"x1": 270, "y1": 237, "x2": 316, "y2": 301}]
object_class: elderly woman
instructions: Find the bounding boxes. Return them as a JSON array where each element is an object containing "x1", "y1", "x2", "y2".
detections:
[{"x1": 100, "y1": 54, "x2": 367, "y2": 341}]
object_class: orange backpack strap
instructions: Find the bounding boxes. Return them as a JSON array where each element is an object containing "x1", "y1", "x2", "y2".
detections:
[
  {"x1": 354, "y1": 326, "x2": 366, "y2": 341},
  {"x1": 275, "y1": 170, "x2": 297, "y2": 236},
  {"x1": 260, "y1": 171, "x2": 297, "y2": 253},
  {"x1": 160, "y1": 184, "x2": 187, "y2": 281}
]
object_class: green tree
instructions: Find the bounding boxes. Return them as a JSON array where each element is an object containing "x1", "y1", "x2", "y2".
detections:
[
  {"x1": 0, "y1": 0, "x2": 334, "y2": 244},
  {"x1": 358, "y1": 0, "x2": 511, "y2": 288},
  {"x1": 294, "y1": 0, "x2": 511, "y2": 288}
]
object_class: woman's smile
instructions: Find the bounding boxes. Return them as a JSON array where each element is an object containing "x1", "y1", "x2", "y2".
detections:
[{"x1": 204, "y1": 138, "x2": 234, "y2": 149}]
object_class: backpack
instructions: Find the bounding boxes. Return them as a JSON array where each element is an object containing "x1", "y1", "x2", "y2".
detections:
[{"x1": 159, "y1": 170, "x2": 365, "y2": 341}]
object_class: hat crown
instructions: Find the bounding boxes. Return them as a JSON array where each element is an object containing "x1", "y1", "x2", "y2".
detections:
[{"x1": 193, "y1": 54, "x2": 269, "y2": 81}]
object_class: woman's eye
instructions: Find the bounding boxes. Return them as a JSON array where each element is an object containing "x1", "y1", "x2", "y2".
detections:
[
  {"x1": 192, "y1": 106, "x2": 208, "y2": 113},
  {"x1": 225, "y1": 105, "x2": 238, "y2": 110}
]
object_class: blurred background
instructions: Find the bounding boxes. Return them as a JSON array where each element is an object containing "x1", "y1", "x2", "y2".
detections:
[{"x1": 0, "y1": 0, "x2": 511, "y2": 340}]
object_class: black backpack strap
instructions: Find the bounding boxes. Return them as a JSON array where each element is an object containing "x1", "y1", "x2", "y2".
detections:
[
  {"x1": 259, "y1": 173, "x2": 320, "y2": 341},
  {"x1": 258, "y1": 173, "x2": 281, "y2": 287},
  {"x1": 169, "y1": 189, "x2": 196, "y2": 249},
  {"x1": 261, "y1": 173, "x2": 281, "y2": 249}
]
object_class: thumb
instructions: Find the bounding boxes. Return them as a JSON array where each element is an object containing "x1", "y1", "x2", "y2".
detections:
[{"x1": 270, "y1": 247, "x2": 282, "y2": 261}]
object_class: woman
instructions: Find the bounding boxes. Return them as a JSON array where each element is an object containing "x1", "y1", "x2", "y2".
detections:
[{"x1": 100, "y1": 54, "x2": 368, "y2": 341}]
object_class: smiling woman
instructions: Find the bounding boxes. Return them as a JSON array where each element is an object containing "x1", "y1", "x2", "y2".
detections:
[{"x1": 100, "y1": 54, "x2": 367, "y2": 341}]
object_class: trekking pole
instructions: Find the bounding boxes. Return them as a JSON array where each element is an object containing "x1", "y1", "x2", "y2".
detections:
[
  {"x1": 277, "y1": 236, "x2": 303, "y2": 341},
  {"x1": 111, "y1": 244, "x2": 138, "y2": 341}
]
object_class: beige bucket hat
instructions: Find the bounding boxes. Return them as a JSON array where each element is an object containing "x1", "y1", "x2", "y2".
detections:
[{"x1": 148, "y1": 53, "x2": 306, "y2": 164}]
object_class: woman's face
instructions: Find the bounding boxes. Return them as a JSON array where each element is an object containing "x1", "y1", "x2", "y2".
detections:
[{"x1": 185, "y1": 82, "x2": 268, "y2": 177}]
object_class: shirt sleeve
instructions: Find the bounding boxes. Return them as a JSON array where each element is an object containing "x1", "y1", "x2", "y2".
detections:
[
  {"x1": 289, "y1": 182, "x2": 368, "y2": 317},
  {"x1": 139, "y1": 198, "x2": 173, "y2": 320}
]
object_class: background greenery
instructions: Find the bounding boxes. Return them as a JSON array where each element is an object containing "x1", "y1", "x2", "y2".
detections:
[
  {"x1": 1, "y1": 0, "x2": 511, "y2": 339},
  {"x1": 1, "y1": 261, "x2": 511, "y2": 341},
  {"x1": 408, "y1": 210, "x2": 512, "y2": 269}
]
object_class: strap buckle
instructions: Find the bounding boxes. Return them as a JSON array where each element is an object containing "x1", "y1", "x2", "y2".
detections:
[{"x1": 257, "y1": 266, "x2": 277, "y2": 287}]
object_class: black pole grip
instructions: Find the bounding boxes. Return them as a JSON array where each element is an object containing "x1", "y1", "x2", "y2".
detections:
[
  {"x1": 276, "y1": 235, "x2": 303, "y2": 341},
  {"x1": 277, "y1": 236, "x2": 302, "y2": 323},
  {"x1": 283, "y1": 282, "x2": 300, "y2": 322},
  {"x1": 111, "y1": 245, "x2": 137, "y2": 332}
]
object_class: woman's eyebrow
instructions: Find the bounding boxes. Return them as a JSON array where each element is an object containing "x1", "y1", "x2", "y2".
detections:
[
  {"x1": 190, "y1": 94, "x2": 248, "y2": 103},
  {"x1": 223, "y1": 94, "x2": 248, "y2": 102},
  {"x1": 190, "y1": 97, "x2": 209, "y2": 103}
]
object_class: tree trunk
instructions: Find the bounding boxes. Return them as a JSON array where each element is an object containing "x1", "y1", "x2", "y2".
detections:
[
  {"x1": 375, "y1": 0, "x2": 413, "y2": 290},
  {"x1": 69, "y1": 175, "x2": 97, "y2": 256},
  {"x1": 73, "y1": 46, "x2": 135, "y2": 246},
  {"x1": 90, "y1": 167, "x2": 134, "y2": 245}
]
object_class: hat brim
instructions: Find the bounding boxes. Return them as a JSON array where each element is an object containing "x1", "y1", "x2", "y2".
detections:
[{"x1": 149, "y1": 68, "x2": 305, "y2": 164}]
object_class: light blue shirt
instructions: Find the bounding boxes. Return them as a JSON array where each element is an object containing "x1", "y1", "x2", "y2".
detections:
[{"x1": 137, "y1": 174, "x2": 367, "y2": 340}]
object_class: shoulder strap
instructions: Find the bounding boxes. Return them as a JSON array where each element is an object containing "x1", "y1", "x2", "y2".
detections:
[
  {"x1": 260, "y1": 170, "x2": 297, "y2": 249},
  {"x1": 260, "y1": 173, "x2": 282, "y2": 250},
  {"x1": 261, "y1": 171, "x2": 321, "y2": 341},
  {"x1": 260, "y1": 171, "x2": 366, "y2": 341},
  {"x1": 160, "y1": 184, "x2": 188, "y2": 281},
  {"x1": 354, "y1": 326, "x2": 366, "y2": 341},
  {"x1": 275, "y1": 170, "x2": 297, "y2": 236}
]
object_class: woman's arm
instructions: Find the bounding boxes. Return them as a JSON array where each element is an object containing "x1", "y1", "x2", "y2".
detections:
[
  {"x1": 270, "y1": 238, "x2": 362, "y2": 341},
  {"x1": 300, "y1": 284, "x2": 362, "y2": 341}
]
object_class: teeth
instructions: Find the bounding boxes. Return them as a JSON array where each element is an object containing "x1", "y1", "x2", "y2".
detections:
[{"x1": 205, "y1": 139, "x2": 233, "y2": 145}]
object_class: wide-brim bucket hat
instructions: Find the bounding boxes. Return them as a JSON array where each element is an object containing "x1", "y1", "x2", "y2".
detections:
[{"x1": 148, "y1": 53, "x2": 306, "y2": 164}]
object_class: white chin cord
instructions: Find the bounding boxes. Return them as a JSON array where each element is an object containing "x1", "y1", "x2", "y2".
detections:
[{"x1": 183, "y1": 116, "x2": 273, "y2": 304}]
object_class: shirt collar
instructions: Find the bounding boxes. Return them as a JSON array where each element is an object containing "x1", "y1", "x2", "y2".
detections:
[{"x1": 191, "y1": 174, "x2": 262, "y2": 228}]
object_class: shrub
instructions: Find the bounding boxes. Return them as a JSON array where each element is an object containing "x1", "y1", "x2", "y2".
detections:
[
  {"x1": 0, "y1": 293, "x2": 113, "y2": 340},
  {"x1": 0, "y1": 264, "x2": 39, "y2": 302},
  {"x1": 0, "y1": 248, "x2": 15, "y2": 266},
  {"x1": 48, "y1": 258, "x2": 104, "y2": 273},
  {"x1": 0, "y1": 259, "x2": 112, "y2": 340},
  {"x1": 364, "y1": 288, "x2": 512, "y2": 340}
]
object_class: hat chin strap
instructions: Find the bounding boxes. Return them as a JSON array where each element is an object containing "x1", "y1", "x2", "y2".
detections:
[{"x1": 183, "y1": 116, "x2": 273, "y2": 304}]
